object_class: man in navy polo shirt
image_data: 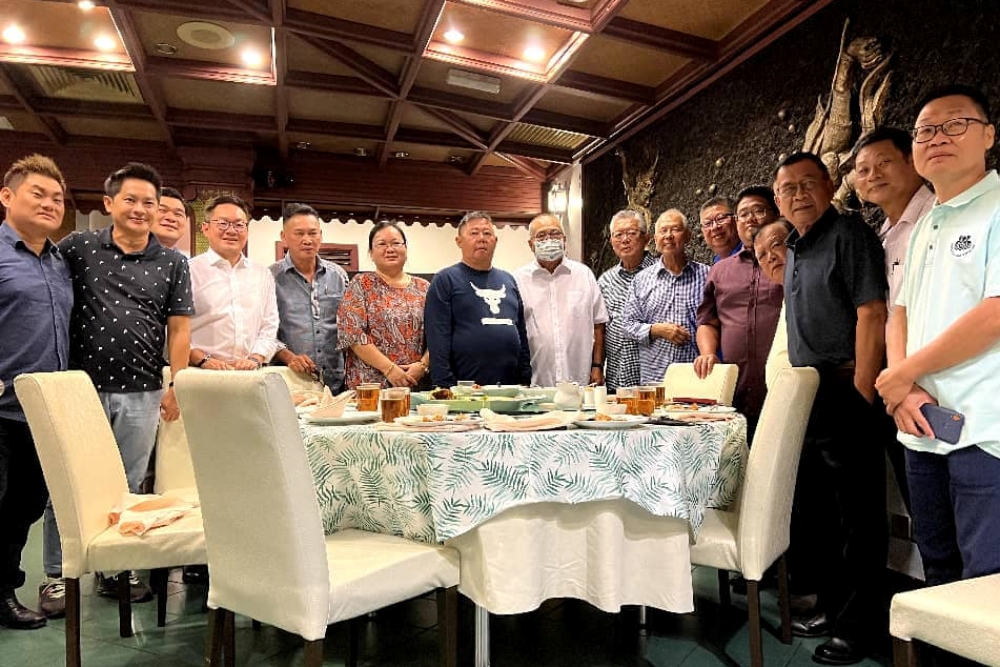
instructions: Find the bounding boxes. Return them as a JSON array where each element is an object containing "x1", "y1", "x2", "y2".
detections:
[
  {"x1": 39, "y1": 163, "x2": 193, "y2": 613},
  {"x1": 0, "y1": 155, "x2": 73, "y2": 629}
]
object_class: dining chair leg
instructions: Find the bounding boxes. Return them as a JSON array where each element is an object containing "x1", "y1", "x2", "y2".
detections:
[
  {"x1": 205, "y1": 607, "x2": 225, "y2": 667},
  {"x1": 747, "y1": 579, "x2": 764, "y2": 667},
  {"x1": 718, "y1": 569, "x2": 731, "y2": 607},
  {"x1": 252, "y1": 619, "x2": 262, "y2": 631},
  {"x1": 118, "y1": 571, "x2": 133, "y2": 638},
  {"x1": 346, "y1": 616, "x2": 361, "y2": 667},
  {"x1": 438, "y1": 586, "x2": 458, "y2": 667},
  {"x1": 303, "y1": 639, "x2": 325, "y2": 667},
  {"x1": 222, "y1": 609, "x2": 236, "y2": 667},
  {"x1": 892, "y1": 637, "x2": 920, "y2": 667},
  {"x1": 776, "y1": 554, "x2": 792, "y2": 644},
  {"x1": 152, "y1": 567, "x2": 168, "y2": 627},
  {"x1": 65, "y1": 578, "x2": 82, "y2": 667}
]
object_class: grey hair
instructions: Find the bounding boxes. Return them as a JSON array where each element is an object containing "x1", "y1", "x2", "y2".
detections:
[
  {"x1": 655, "y1": 208, "x2": 689, "y2": 230},
  {"x1": 608, "y1": 209, "x2": 648, "y2": 235},
  {"x1": 458, "y1": 210, "x2": 493, "y2": 232}
]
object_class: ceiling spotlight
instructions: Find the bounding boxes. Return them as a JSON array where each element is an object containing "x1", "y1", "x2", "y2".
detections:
[
  {"x1": 94, "y1": 35, "x2": 117, "y2": 51},
  {"x1": 296, "y1": 141, "x2": 311, "y2": 150},
  {"x1": 354, "y1": 147, "x2": 369, "y2": 157},
  {"x1": 154, "y1": 42, "x2": 178, "y2": 55},
  {"x1": 443, "y1": 29, "x2": 464, "y2": 44},
  {"x1": 447, "y1": 155, "x2": 466, "y2": 164},
  {"x1": 523, "y1": 45, "x2": 546, "y2": 62},
  {"x1": 393, "y1": 151, "x2": 410, "y2": 159},
  {"x1": 2, "y1": 25, "x2": 26, "y2": 45},
  {"x1": 78, "y1": 0, "x2": 96, "y2": 10},
  {"x1": 241, "y1": 48, "x2": 263, "y2": 67}
]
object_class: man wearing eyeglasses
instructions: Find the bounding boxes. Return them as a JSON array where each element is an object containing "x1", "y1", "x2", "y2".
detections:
[
  {"x1": 269, "y1": 203, "x2": 347, "y2": 392},
  {"x1": 514, "y1": 214, "x2": 608, "y2": 387},
  {"x1": 776, "y1": 152, "x2": 889, "y2": 665},
  {"x1": 699, "y1": 197, "x2": 741, "y2": 263},
  {"x1": 694, "y1": 186, "x2": 783, "y2": 437},
  {"x1": 876, "y1": 85, "x2": 1000, "y2": 595},
  {"x1": 597, "y1": 210, "x2": 657, "y2": 391},
  {"x1": 188, "y1": 195, "x2": 278, "y2": 371}
]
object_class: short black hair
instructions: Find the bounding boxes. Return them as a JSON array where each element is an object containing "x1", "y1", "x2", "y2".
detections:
[
  {"x1": 368, "y1": 220, "x2": 408, "y2": 250},
  {"x1": 852, "y1": 126, "x2": 914, "y2": 160},
  {"x1": 204, "y1": 194, "x2": 250, "y2": 221},
  {"x1": 458, "y1": 210, "x2": 492, "y2": 232},
  {"x1": 774, "y1": 152, "x2": 829, "y2": 180},
  {"x1": 750, "y1": 218, "x2": 794, "y2": 248},
  {"x1": 160, "y1": 186, "x2": 193, "y2": 221},
  {"x1": 282, "y1": 202, "x2": 319, "y2": 222},
  {"x1": 104, "y1": 162, "x2": 162, "y2": 199},
  {"x1": 734, "y1": 185, "x2": 779, "y2": 217},
  {"x1": 915, "y1": 84, "x2": 992, "y2": 121},
  {"x1": 699, "y1": 196, "x2": 733, "y2": 215}
]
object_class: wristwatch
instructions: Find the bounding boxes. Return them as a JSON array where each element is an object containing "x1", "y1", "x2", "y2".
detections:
[
  {"x1": 591, "y1": 362, "x2": 604, "y2": 369},
  {"x1": 196, "y1": 354, "x2": 211, "y2": 368}
]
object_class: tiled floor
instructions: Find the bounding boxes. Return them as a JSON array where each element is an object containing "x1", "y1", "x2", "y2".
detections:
[{"x1": 1, "y1": 522, "x2": 893, "y2": 666}]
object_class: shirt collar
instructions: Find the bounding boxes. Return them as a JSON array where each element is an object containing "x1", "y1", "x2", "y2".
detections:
[
  {"x1": 0, "y1": 220, "x2": 60, "y2": 255},
  {"x1": 712, "y1": 241, "x2": 743, "y2": 263},
  {"x1": 98, "y1": 225, "x2": 161, "y2": 256},
  {"x1": 528, "y1": 257, "x2": 570, "y2": 276},
  {"x1": 936, "y1": 170, "x2": 1000, "y2": 209},
  {"x1": 279, "y1": 252, "x2": 324, "y2": 275},
  {"x1": 656, "y1": 255, "x2": 692, "y2": 277},
  {"x1": 204, "y1": 247, "x2": 248, "y2": 268},
  {"x1": 786, "y1": 206, "x2": 838, "y2": 251},
  {"x1": 616, "y1": 252, "x2": 656, "y2": 276},
  {"x1": 879, "y1": 185, "x2": 935, "y2": 236}
]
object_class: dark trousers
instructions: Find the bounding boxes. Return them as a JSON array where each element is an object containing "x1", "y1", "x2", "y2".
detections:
[
  {"x1": 788, "y1": 369, "x2": 888, "y2": 642},
  {"x1": 0, "y1": 417, "x2": 49, "y2": 593},
  {"x1": 905, "y1": 446, "x2": 1000, "y2": 586}
]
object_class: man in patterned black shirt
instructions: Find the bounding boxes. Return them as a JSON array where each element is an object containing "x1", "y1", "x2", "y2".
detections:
[{"x1": 39, "y1": 163, "x2": 193, "y2": 612}]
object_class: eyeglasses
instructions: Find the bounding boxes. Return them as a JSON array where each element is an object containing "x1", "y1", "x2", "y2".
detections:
[
  {"x1": 533, "y1": 230, "x2": 565, "y2": 242},
  {"x1": 736, "y1": 205, "x2": 770, "y2": 222},
  {"x1": 912, "y1": 117, "x2": 989, "y2": 143},
  {"x1": 373, "y1": 241, "x2": 406, "y2": 250},
  {"x1": 700, "y1": 213, "x2": 734, "y2": 229},
  {"x1": 775, "y1": 180, "x2": 820, "y2": 199},
  {"x1": 210, "y1": 219, "x2": 248, "y2": 232},
  {"x1": 611, "y1": 229, "x2": 643, "y2": 241}
]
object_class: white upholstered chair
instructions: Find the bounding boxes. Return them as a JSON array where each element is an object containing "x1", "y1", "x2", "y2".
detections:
[
  {"x1": 688, "y1": 367, "x2": 820, "y2": 667},
  {"x1": 890, "y1": 573, "x2": 1000, "y2": 667},
  {"x1": 174, "y1": 370, "x2": 460, "y2": 667},
  {"x1": 14, "y1": 371, "x2": 206, "y2": 667},
  {"x1": 261, "y1": 365, "x2": 324, "y2": 393},
  {"x1": 662, "y1": 362, "x2": 739, "y2": 406}
]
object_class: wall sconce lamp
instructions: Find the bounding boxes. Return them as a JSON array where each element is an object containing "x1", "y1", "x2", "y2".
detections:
[{"x1": 548, "y1": 182, "x2": 568, "y2": 215}]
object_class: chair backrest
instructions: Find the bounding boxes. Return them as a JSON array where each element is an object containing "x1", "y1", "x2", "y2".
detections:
[
  {"x1": 662, "y1": 362, "x2": 739, "y2": 406},
  {"x1": 735, "y1": 366, "x2": 819, "y2": 580},
  {"x1": 261, "y1": 366, "x2": 323, "y2": 393},
  {"x1": 154, "y1": 368, "x2": 197, "y2": 493},
  {"x1": 14, "y1": 371, "x2": 129, "y2": 579},
  {"x1": 174, "y1": 370, "x2": 331, "y2": 640}
]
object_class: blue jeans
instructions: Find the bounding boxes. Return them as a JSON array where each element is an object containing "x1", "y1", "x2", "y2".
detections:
[
  {"x1": 43, "y1": 390, "x2": 162, "y2": 577},
  {"x1": 905, "y1": 445, "x2": 1000, "y2": 586}
]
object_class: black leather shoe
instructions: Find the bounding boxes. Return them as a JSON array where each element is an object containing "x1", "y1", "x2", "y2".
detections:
[
  {"x1": 0, "y1": 591, "x2": 47, "y2": 630},
  {"x1": 812, "y1": 637, "x2": 866, "y2": 665},
  {"x1": 791, "y1": 611, "x2": 831, "y2": 638},
  {"x1": 182, "y1": 565, "x2": 209, "y2": 586}
]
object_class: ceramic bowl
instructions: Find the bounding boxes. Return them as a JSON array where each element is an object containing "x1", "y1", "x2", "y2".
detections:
[{"x1": 417, "y1": 403, "x2": 449, "y2": 418}]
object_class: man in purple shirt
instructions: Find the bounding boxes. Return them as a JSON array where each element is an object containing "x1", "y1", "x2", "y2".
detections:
[
  {"x1": 694, "y1": 186, "x2": 784, "y2": 435},
  {"x1": 699, "y1": 196, "x2": 741, "y2": 262}
]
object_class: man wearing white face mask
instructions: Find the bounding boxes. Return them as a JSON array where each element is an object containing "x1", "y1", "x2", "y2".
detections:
[{"x1": 515, "y1": 214, "x2": 608, "y2": 386}]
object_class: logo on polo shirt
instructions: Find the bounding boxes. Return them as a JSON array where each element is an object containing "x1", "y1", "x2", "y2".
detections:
[{"x1": 951, "y1": 235, "x2": 974, "y2": 258}]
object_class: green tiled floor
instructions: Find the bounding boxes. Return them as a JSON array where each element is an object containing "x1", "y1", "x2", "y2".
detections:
[{"x1": 1, "y1": 522, "x2": 893, "y2": 666}]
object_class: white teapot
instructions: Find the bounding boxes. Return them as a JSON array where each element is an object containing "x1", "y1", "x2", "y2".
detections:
[{"x1": 553, "y1": 381, "x2": 582, "y2": 410}]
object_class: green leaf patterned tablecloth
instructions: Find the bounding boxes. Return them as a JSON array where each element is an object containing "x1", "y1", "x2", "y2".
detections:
[{"x1": 301, "y1": 418, "x2": 746, "y2": 544}]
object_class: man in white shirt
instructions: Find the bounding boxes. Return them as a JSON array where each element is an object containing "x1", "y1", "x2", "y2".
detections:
[
  {"x1": 188, "y1": 195, "x2": 279, "y2": 370},
  {"x1": 514, "y1": 214, "x2": 608, "y2": 386}
]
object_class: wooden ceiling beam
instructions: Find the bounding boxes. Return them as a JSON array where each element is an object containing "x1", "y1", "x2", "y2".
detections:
[
  {"x1": 106, "y1": 0, "x2": 263, "y2": 24},
  {"x1": 297, "y1": 36, "x2": 398, "y2": 98},
  {"x1": 222, "y1": 0, "x2": 271, "y2": 24},
  {"x1": 270, "y1": 0, "x2": 289, "y2": 159},
  {"x1": 285, "y1": 8, "x2": 413, "y2": 53},
  {"x1": 394, "y1": 128, "x2": 482, "y2": 150},
  {"x1": 285, "y1": 119, "x2": 385, "y2": 141},
  {"x1": 414, "y1": 106, "x2": 489, "y2": 151},
  {"x1": 602, "y1": 17, "x2": 719, "y2": 61},
  {"x1": 284, "y1": 71, "x2": 383, "y2": 97},
  {"x1": 496, "y1": 153, "x2": 547, "y2": 182},
  {"x1": 167, "y1": 108, "x2": 277, "y2": 132},
  {"x1": 408, "y1": 87, "x2": 513, "y2": 122},
  {"x1": 30, "y1": 98, "x2": 153, "y2": 120},
  {"x1": 144, "y1": 56, "x2": 275, "y2": 85},
  {"x1": 0, "y1": 65, "x2": 65, "y2": 145},
  {"x1": 554, "y1": 70, "x2": 654, "y2": 105},
  {"x1": 377, "y1": 101, "x2": 406, "y2": 166},
  {"x1": 107, "y1": 4, "x2": 176, "y2": 148}
]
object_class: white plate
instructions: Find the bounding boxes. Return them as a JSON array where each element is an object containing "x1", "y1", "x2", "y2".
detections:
[
  {"x1": 573, "y1": 416, "x2": 648, "y2": 430},
  {"x1": 304, "y1": 411, "x2": 380, "y2": 425},
  {"x1": 660, "y1": 405, "x2": 737, "y2": 418},
  {"x1": 394, "y1": 415, "x2": 482, "y2": 426}
]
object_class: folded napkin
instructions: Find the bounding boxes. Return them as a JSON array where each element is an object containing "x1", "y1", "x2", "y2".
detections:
[
  {"x1": 109, "y1": 493, "x2": 197, "y2": 536},
  {"x1": 308, "y1": 388, "x2": 355, "y2": 419},
  {"x1": 480, "y1": 408, "x2": 579, "y2": 432}
]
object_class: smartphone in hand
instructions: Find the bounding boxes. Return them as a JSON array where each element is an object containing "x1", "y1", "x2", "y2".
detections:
[{"x1": 919, "y1": 404, "x2": 965, "y2": 444}]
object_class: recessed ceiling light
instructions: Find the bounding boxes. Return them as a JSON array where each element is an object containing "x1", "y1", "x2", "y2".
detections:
[
  {"x1": 443, "y1": 29, "x2": 464, "y2": 44},
  {"x1": 2, "y1": 25, "x2": 26, "y2": 45},
  {"x1": 296, "y1": 141, "x2": 311, "y2": 150},
  {"x1": 393, "y1": 151, "x2": 410, "y2": 159},
  {"x1": 176, "y1": 21, "x2": 235, "y2": 50},
  {"x1": 154, "y1": 42, "x2": 178, "y2": 55},
  {"x1": 78, "y1": 1, "x2": 96, "y2": 10},
  {"x1": 241, "y1": 48, "x2": 263, "y2": 67},
  {"x1": 523, "y1": 45, "x2": 546, "y2": 62},
  {"x1": 94, "y1": 35, "x2": 117, "y2": 51},
  {"x1": 354, "y1": 147, "x2": 369, "y2": 157},
  {"x1": 447, "y1": 155, "x2": 466, "y2": 164}
]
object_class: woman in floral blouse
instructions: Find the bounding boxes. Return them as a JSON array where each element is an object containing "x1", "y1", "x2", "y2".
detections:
[{"x1": 337, "y1": 221, "x2": 430, "y2": 389}]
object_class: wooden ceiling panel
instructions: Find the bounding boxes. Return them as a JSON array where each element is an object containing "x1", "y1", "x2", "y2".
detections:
[
  {"x1": 568, "y1": 35, "x2": 687, "y2": 87},
  {"x1": 454, "y1": 111, "x2": 500, "y2": 133},
  {"x1": 58, "y1": 117, "x2": 169, "y2": 142},
  {"x1": 415, "y1": 60, "x2": 530, "y2": 105},
  {"x1": 287, "y1": 0, "x2": 424, "y2": 35},
  {"x1": 347, "y1": 43, "x2": 409, "y2": 78},
  {"x1": 387, "y1": 142, "x2": 465, "y2": 163},
  {"x1": 160, "y1": 77, "x2": 275, "y2": 113},
  {"x1": 285, "y1": 35, "x2": 360, "y2": 76},
  {"x1": 618, "y1": 0, "x2": 771, "y2": 40},
  {"x1": 133, "y1": 12, "x2": 273, "y2": 69},
  {"x1": 0, "y1": 110, "x2": 46, "y2": 135},
  {"x1": 533, "y1": 87, "x2": 630, "y2": 123},
  {"x1": 286, "y1": 134, "x2": 380, "y2": 156},
  {"x1": 287, "y1": 89, "x2": 389, "y2": 126},
  {"x1": 1, "y1": 0, "x2": 126, "y2": 57},
  {"x1": 399, "y1": 105, "x2": 462, "y2": 133},
  {"x1": 434, "y1": 2, "x2": 574, "y2": 65}
]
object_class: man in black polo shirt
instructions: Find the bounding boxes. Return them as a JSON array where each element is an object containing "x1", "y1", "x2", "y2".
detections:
[
  {"x1": 39, "y1": 163, "x2": 193, "y2": 612},
  {"x1": 776, "y1": 152, "x2": 889, "y2": 665}
]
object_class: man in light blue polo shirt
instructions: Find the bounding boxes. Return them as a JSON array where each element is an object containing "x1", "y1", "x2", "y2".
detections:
[{"x1": 876, "y1": 84, "x2": 1000, "y2": 587}]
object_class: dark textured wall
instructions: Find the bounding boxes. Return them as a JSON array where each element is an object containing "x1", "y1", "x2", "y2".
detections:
[{"x1": 584, "y1": 0, "x2": 1000, "y2": 270}]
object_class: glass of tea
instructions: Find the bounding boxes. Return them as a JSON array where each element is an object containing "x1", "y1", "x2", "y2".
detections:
[
  {"x1": 380, "y1": 387, "x2": 410, "y2": 423},
  {"x1": 617, "y1": 387, "x2": 637, "y2": 415},
  {"x1": 655, "y1": 384, "x2": 667, "y2": 408},
  {"x1": 356, "y1": 383, "x2": 381, "y2": 412},
  {"x1": 636, "y1": 386, "x2": 657, "y2": 416}
]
